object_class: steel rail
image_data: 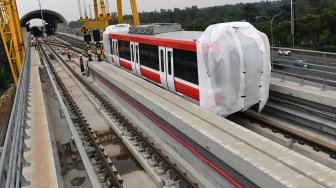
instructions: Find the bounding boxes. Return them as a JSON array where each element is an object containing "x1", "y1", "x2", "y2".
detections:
[
  {"x1": 242, "y1": 110, "x2": 336, "y2": 158},
  {"x1": 39, "y1": 43, "x2": 124, "y2": 188},
  {"x1": 269, "y1": 96, "x2": 336, "y2": 120},
  {"x1": 40, "y1": 43, "x2": 102, "y2": 187},
  {"x1": 47, "y1": 43, "x2": 200, "y2": 188},
  {"x1": 51, "y1": 36, "x2": 97, "y2": 56},
  {"x1": 54, "y1": 34, "x2": 96, "y2": 50}
]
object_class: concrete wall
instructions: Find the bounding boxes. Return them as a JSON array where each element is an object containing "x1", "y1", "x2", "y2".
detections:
[{"x1": 56, "y1": 23, "x2": 69, "y2": 30}]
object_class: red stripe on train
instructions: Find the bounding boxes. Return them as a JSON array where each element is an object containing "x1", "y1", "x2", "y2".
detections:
[
  {"x1": 111, "y1": 56, "x2": 115, "y2": 64},
  {"x1": 108, "y1": 34, "x2": 196, "y2": 52},
  {"x1": 175, "y1": 80, "x2": 200, "y2": 101},
  {"x1": 120, "y1": 59, "x2": 133, "y2": 71},
  {"x1": 140, "y1": 68, "x2": 161, "y2": 84}
]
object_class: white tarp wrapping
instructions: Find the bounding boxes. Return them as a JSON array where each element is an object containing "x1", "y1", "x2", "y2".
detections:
[{"x1": 197, "y1": 22, "x2": 271, "y2": 116}]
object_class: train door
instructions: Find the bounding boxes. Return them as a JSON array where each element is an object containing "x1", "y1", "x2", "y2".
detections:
[
  {"x1": 112, "y1": 39, "x2": 120, "y2": 67},
  {"x1": 159, "y1": 47, "x2": 176, "y2": 92},
  {"x1": 130, "y1": 42, "x2": 141, "y2": 76}
]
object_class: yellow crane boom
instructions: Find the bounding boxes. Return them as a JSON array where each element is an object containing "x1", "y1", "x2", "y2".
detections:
[
  {"x1": 80, "y1": 0, "x2": 140, "y2": 30},
  {"x1": 80, "y1": 0, "x2": 112, "y2": 29},
  {"x1": 117, "y1": 0, "x2": 140, "y2": 26},
  {"x1": 0, "y1": 0, "x2": 25, "y2": 85}
]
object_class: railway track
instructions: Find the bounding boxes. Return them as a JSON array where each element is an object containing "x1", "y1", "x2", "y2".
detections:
[
  {"x1": 223, "y1": 108, "x2": 336, "y2": 173},
  {"x1": 54, "y1": 33, "x2": 96, "y2": 52},
  {"x1": 242, "y1": 111, "x2": 335, "y2": 155},
  {"x1": 41, "y1": 41, "x2": 198, "y2": 187},
  {"x1": 39, "y1": 43, "x2": 124, "y2": 188},
  {"x1": 256, "y1": 92, "x2": 336, "y2": 155}
]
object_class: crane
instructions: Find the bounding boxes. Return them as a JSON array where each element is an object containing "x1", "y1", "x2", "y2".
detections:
[
  {"x1": 0, "y1": 0, "x2": 25, "y2": 86},
  {"x1": 79, "y1": 0, "x2": 140, "y2": 30},
  {"x1": 117, "y1": 0, "x2": 140, "y2": 26}
]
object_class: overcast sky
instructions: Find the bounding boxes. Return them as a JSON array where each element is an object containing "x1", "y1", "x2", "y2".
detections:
[{"x1": 17, "y1": 0, "x2": 266, "y2": 22}]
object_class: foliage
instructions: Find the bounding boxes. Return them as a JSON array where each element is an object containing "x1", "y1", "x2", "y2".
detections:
[
  {"x1": 68, "y1": 21, "x2": 83, "y2": 29},
  {"x1": 297, "y1": 14, "x2": 321, "y2": 47},
  {"x1": 0, "y1": 39, "x2": 13, "y2": 91},
  {"x1": 320, "y1": 45, "x2": 336, "y2": 53},
  {"x1": 66, "y1": 0, "x2": 336, "y2": 50},
  {"x1": 244, "y1": 4, "x2": 259, "y2": 22},
  {"x1": 125, "y1": 0, "x2": 335, "y2": 50},
  {"x1": 0, "y1": 66, "x2": 13, "y2": 89}
]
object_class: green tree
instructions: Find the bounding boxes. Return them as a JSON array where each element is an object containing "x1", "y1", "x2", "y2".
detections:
[
  {"x1": 0, "y1": 39, "x2": 13, "y2": 90},
  {"x1": 273, "y1": 21, "x2": 291, "y2": 46},
  {"x1": 297, "y1": 14, "x2": 321, "y2": 47},
  {"x1": 321, "y1": 5, "x2": 336, "y2": 35},
  {"x1": 243, "y1": 4, "x2": 259, "y2": 23}
]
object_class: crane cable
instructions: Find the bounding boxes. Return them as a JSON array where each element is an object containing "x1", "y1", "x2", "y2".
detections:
[
  {"x1": 105, "y1": 0, "x2": 110, "y2": 14},
  {"x1": 83, "y1": 0, "x2": 88, "y2": 18},
  {"x1": 77, "y1": 0, "x2": 83, "y2": 18}
]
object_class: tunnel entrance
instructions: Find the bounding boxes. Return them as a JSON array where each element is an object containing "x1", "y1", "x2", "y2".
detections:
[{"x1": 20, "y1": 10, "x2": 67, "y2": 36}]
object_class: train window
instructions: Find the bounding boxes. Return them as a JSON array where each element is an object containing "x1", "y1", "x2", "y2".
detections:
[
  {"x1": 109, "y1": 39, "x2": 113, "y2": 55},
  {"x1": 167, "y1": 51, "x2": 172, "y2": 75},
  {"x1": 173, "y1": 49, "x2": 198, "y2": 85},
  {"x1": 139, "y1": 44, "x2": 159, "y2": 70},
  {"x1": 118, "y1": 40, "x2": 131, "y2": 60},
  {"x1": 160, "y1": 50, "x2": 164, "y2": 72},
  {"x1": 136, "y1": 45, "x2": 139, "y2": 64},
  {"x1": 131, "y1": 44, "x2": 134, "y2": 61}
]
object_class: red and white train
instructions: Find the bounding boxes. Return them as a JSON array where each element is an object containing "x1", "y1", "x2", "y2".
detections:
[{"x1": 102, "y1": 23, "x2": 271, "y2": 116}]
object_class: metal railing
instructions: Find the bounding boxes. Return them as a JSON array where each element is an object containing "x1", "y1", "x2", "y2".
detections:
[
  {"x1": 271, "y1": 47, "x2": 336, "y2": 59},
  {"x1": 57, "y1": 27, "x2": 84, "y2": 37},
  {"x1": 271, "y1": 58, "x2": 336, "y2": 90},
  {"x1": 0, "y1": 36, "x2": 31, "y2": 187}
]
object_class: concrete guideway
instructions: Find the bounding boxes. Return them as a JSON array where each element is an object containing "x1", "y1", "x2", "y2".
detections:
[
  {"x1": 22, "y1": 47, "x2": 61, "y2": 187},
  {"x1": 270, "y1": 77, "x2": 336, "y2": 109},
  {"x1": 48, "y1": 47, "x2": 158, "y2": 188},
  {"x1": 270, "y1": 77, "x2": 336, "y2": 136},
  {"x1": 89, "y1": 61, "x2": 336, "y2": 187}
]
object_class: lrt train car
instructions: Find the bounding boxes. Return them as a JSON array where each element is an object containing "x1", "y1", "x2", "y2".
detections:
[{"x1": 102, "y1": 23, "x2": 271, "y2": 116}]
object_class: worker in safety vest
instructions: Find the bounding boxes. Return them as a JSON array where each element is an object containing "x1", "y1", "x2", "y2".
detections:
[
  {"x1": 96, "y1": 48, "x2": 102, "y2": 61},
  {"x1": 31, "y1": 38, "x2": 38, "y2": 50},
  {"x1": 87, "y1": 47, "x2": 93, "y2": 61},
  {"x1": 79, "y1": 54, "x2": 85, "y2": 75},
  {"x1": 66, "y1": 48, "x2": 71, "y2": 60}
]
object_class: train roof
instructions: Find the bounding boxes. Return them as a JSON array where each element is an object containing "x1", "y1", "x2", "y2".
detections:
[
  {"x1": 106, "y1": 23, "x2": 204, "y2": 42},
  {"x1": 110, "y1": 30, "x2": 203, "y2": 42}
]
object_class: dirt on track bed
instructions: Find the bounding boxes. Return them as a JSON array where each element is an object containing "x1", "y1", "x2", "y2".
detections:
[{"x1": 0, "y1": 86, "x2": 15, "y2": 146}]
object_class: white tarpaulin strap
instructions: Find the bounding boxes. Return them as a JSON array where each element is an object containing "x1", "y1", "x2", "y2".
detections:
[
  {"x1": 258, "y1": 33, "x2": 271, "y2": 113},
  {"x1": 197, "y1": 22, "x2": 271, "y2": 116}
]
